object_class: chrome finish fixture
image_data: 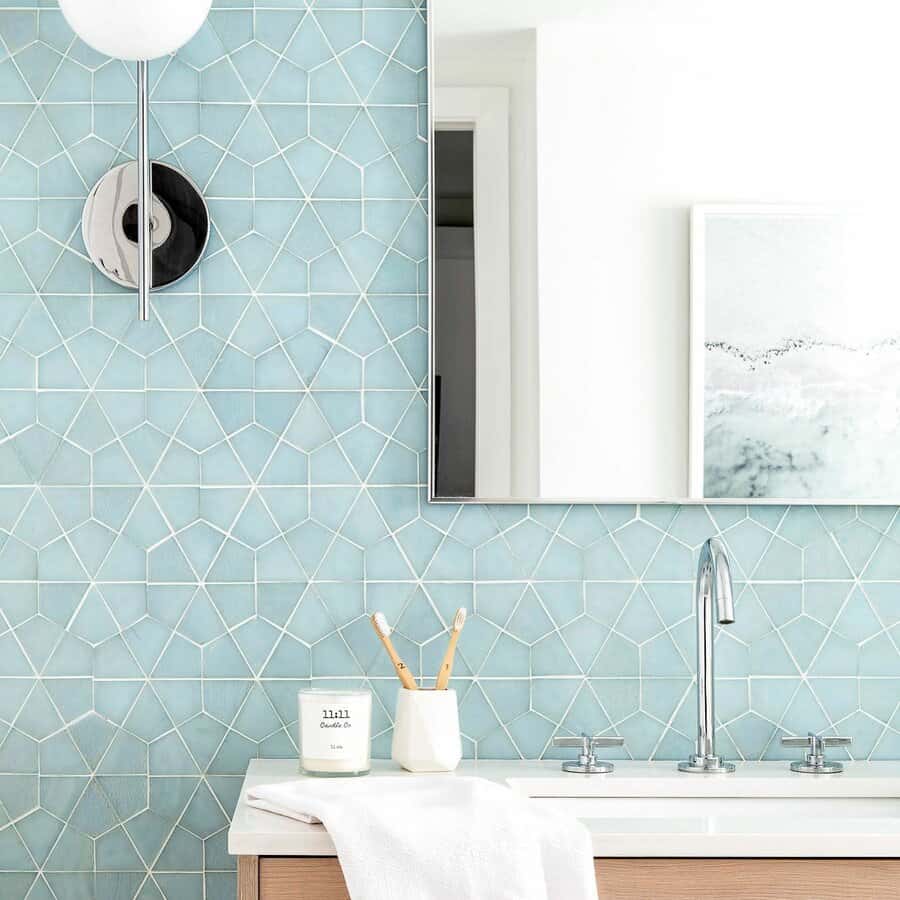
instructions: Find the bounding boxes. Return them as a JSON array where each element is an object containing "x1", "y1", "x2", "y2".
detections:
[
  {"x1": 136, "y1": 61, "x2": 151, "y2": 321},
  {"x1": 782, "y1": 733, "x2": 852, "y2": 774},
  {"x1": 83, "y1": 162, "x2": 209, "y2": 292},
  {"x1": 679, "y1": 537, "x2": 736, "y2": 774},
  {"x1": 59, "y1": 0, "x2": 212, "y2": 325},
  {"x1": 553, "y1": 734, "x2": 625, "y2": 774}
]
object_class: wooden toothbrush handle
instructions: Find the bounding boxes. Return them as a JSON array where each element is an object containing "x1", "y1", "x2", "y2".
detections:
[
  {"x1": 371, "y1": 614, "x2": 418, "y2": 690},
  {"x1": 391, "y1": 652, "x2": 418, "y2": 691},
  {"x1": 435, "y1": 630, "x2": 460, "y2": 690},
  {"x1": 383, "y1": 637, "x2": 418, "y2": 690}
]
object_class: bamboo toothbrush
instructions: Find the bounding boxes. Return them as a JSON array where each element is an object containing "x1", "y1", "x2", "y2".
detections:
[
  {"x1": 371, "y1": 612, "x2": 418, "y2": 690},
  {"x1": 435, "y1": 607, "x2": 467, "y2": 690}
]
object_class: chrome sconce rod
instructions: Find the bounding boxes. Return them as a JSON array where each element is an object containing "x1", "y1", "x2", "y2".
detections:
[
  {"x1": 60, "y1": 0, "x2": 212, "y2": 325},
  {"x1": 136, "y1": 60, "x2": 152, "y2": 322}
]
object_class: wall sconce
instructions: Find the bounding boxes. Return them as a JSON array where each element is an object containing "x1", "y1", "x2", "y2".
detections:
[{"x1": 59, "y1": 0, "x2": 212, "y2": 322}]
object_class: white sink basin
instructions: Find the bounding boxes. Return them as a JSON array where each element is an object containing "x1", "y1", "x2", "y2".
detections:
[
  {"x1": 506, "y1": 760, "x2": 900, "y2": 857},
  {"x1": 228, "y1": 759, "x2": 900, "y2": 860},
  {"x1": 531, "y1": 796, "x2": 899, "y2": 818}
]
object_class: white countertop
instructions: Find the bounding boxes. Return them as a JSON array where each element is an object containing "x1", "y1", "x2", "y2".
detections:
[{"x1": 228, "y1": 758, "x2": 900, "y2": 858}]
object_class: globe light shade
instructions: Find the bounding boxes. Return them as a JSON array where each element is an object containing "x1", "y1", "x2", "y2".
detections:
[{"x1": 59, "y1": 0, "x2": 212, "y2": 61}]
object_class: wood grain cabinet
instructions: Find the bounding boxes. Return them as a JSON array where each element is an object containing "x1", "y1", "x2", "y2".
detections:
[{"x1": 238, "y1": 856, "x2": 900, "y2": 900}]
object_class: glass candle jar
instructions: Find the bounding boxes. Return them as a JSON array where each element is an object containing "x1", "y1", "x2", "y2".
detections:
[{"x1": 298, "y1": 689, "x2": 372, "y2": 777}]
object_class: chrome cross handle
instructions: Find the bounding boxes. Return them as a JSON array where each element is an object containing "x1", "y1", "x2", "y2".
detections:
[
  {"x1": 782, "y1": 732, "x2": 852, "y2": 774},
  {"x1": 553, "y1": 734, "x2": 625, "y2": 774}
]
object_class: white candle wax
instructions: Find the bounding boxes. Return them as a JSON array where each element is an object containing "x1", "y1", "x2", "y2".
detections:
[{"x1": 298, "y1": 690, "x2": 372, "y2": 777}]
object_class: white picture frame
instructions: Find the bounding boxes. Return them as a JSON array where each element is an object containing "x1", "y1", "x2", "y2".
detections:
[{"x1": 690, "y1": 203, "x2": 900, "y2": 502}]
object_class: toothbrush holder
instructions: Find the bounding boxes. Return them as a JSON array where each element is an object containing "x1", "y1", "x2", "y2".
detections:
[{"x1": 391, "y1": 688, "x2": 462, "y2": 773}]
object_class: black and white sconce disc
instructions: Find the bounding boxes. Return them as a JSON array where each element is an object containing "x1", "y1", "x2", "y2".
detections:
[{"x1": 83, "y1": 160, "x2": 209, "y2": 290}]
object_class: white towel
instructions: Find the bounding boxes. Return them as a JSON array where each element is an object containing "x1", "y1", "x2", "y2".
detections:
[{"x1": 247, "y1": 775, "x2": 598, "y2": 900}]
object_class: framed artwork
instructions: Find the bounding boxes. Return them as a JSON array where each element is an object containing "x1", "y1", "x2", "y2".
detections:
[{"x1": 691, "y1": 204, "x2": 900, "y2": 501}]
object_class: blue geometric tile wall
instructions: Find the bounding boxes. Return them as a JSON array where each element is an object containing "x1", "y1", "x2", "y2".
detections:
[{"x1": 0, "y1": 0, "x2": 897, "y2": 897}]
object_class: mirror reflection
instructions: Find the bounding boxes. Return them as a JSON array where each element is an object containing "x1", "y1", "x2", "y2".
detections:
[{"x1": 430, "y1": 0, "x2": 900, "y2": 502}]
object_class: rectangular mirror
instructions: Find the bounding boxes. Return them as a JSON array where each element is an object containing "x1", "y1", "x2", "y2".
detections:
[{"x1": 429, "y1": 0, "x2": 900, "y2": 503}]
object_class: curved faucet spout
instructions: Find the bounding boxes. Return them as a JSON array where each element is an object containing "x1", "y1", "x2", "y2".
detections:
[
  {"x1": 678, "y1": 537, "x2": 736, "y2": 774},
  {"x1": 702, "y1": 537, "x2": 734, "y2": 625}
]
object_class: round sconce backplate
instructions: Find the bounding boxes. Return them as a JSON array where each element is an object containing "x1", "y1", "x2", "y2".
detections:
[{"x1": 83, "y1": 160, "x2": 209, "y2": 290}]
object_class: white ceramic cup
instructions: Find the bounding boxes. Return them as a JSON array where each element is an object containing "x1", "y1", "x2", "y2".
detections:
[{"x1": 391, "y1": 688, "x2": 462, "y2": 772}]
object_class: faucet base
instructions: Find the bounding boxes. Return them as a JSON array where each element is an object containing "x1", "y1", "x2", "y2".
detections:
[
  {"x1": 562, "y1": 760, "x2": 616, "y2": 774},
  {"x1": 791, "y1": 760, "x2": 844, "y2": 775},
  {"x1": 678, "y1": 754, "x2": 735, "y2": 774}
]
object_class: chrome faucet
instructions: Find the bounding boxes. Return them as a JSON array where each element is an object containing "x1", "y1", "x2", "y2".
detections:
[{"x1": 678, "y1": 537, "x2": 735, "y2": 774}]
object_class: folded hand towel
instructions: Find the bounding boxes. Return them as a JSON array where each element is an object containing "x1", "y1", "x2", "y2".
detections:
[{"x1": 248, "y1": 775, "x2": 598, "y2": 900}]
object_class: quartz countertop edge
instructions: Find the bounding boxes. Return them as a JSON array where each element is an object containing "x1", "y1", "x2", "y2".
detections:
[{"x1": 228, "y1": 758, "x2": 900, "y2": 858}]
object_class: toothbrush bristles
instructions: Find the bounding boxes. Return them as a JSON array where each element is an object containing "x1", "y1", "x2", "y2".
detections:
[{"x1": 372, "y1": 611, "x2": 391, "y2": 637}]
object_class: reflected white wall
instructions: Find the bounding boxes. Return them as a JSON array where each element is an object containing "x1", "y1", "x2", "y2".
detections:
[
  {"x1": 437, "y1": 31, "x2": 540, "y2": 497},
  {"x1": 535, "y1": 9, "x2": 900, "y2": 499}
]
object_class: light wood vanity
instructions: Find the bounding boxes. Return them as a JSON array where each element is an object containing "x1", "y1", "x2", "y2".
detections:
[
  {"x1": 238, "y1": 856, "x2": 900, "y2": 900},
  {"x1": 230, "y1": 761, "x2": 900, "y2": 900}
]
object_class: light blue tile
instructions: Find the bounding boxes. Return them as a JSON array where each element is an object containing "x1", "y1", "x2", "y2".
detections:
[
  {"x1": 208, "y1": 9, "x2": 254, "y2": 53},
  {"x1": 285, "y1": 12, "x2": 334, "y2": 68},
  {"x1": 615, "y1": 711, "x2": 665, "y2": 759},
  {"x1": 590, "y1": 631, "x2": 639, "y2": 678},
  {"x1": 260, "y1": 59, "x2": 308, "y2": 102},
  {"x1": 859, "y1": 631, "x2": 900, "y2": 676},
  {"x1": 807, "y1": 533, "x2": 856, "y2": 579},
  {"x1": 0, "y1": 4, "x2": 896, "y2": 892},
  {"x1": 779, "y1": 615, "x2": 828, "y2": 671},
  {"x1": 0, "y1": 10, "x2": 37, "y2": 54},
  {"x1": 753, "y1": 536, "x2": 802, "y2": 580},
  {"x1": 16, "y1": 42, "x2": 62, "y2": 100},
  {"x1": 256, "y1": 10, "x2": 305, "y2": 53},
  {"x1": 369, "y1": 58, "x2": 418, "y2": 104},
  {"x1": 722, "y1": 518, "x2": 773, "y2": 578}
]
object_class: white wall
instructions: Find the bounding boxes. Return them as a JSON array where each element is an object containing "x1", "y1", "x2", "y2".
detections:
[
  {"x1": 437, "y1": 32, "x2": 540, "y2": 497},
  {"x1": 535, "y1": 9, "x2": 900, "y2": 499}
]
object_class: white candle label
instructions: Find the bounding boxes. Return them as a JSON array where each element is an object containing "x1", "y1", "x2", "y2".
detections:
[{"x1": 299, "y1": 692, "x2": 371, "y2": 773}]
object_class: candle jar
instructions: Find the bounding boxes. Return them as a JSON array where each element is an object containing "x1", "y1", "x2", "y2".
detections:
[{"x1": 298, "y1": 689, "x2": 372, "y2": 777}]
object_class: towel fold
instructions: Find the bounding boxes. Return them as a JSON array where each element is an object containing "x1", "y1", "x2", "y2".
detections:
[{"x1": 248, "y1": 775, "x2": 598, "y2": 900}]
